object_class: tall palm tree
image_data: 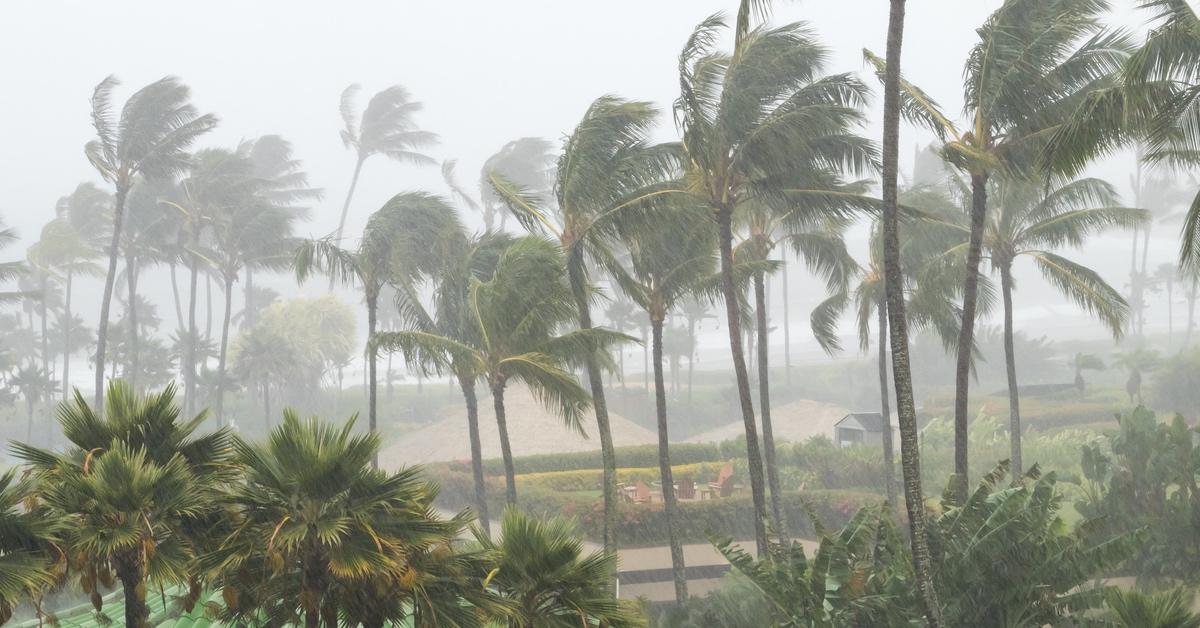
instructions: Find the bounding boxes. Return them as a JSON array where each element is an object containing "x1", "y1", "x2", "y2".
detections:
[
  {"x1": 879, "y1": 0, "x2": 944, "y2": 622},
  {"x1": 10, "y1": 364, "x2": 57, "y2": 441},
  {"x1": 376, "y1": 236, "x2": 629, "y2": 506},
  {"x1": 53, "y1": 184, "x2": 109, "y2": 398},
  {"x1": 13, "y1": 381, "x2": 231, "y2": 628},
  {"x1": 475, "y1": 508, "x2": 644, "y2": 628},
  {"x1": 297, "y1": 192, "x2": 461, "y2": 464},
  {"x1": 866, "y1": 0, "x2": 1132, "y2": 500},
  {"x1": 974, "y1": 177, "x2": 1139, "y2": 473},
  {"x1": 333, "y1": 84, "x2": 437, "y2": 249},
  {"x1": 672, "y1": 0, "x2": 876, "y2": 553},
  {"x1": 735, "y1": 204, "x2": 856, "y2": 534},
  {"x1": 609, "y1": 209, "x2": 714, "y2": 604},
  {"x1": 489, "y1": 96, "x2": 673, "y2": 555},
  {"x1": 84, "y1": 76, "x2": 217, "y2": 409},
  {"x1": 478, "y1": 138, "x2": 556, "y2": 232},
  {"x1": 1153, "y1": 262, "x2": 1181, "y2": 339},
  {"x1": 0, "y1": 219, "x2": 28, "y2": 305},
  {"x1": 204, "y1": 412, "x2": 469, "y2": 628}
]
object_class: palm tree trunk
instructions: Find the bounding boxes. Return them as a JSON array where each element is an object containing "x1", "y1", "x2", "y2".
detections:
[
  {"x1": 652, "y1": 316, "x2": 688, "y2": 604},
  {"x1": 244, "y1": 266, "x2": 254, "y2": 329},
  {"x1": 94, "y1": 185, "x2": 128, "y2": 410},
  {"x1": 686, "y1": 318, "x2": 696, "y2": 405},
  {"x1": 876, "y1": 299, "x2": 897, "y2": 508},
  {"x1": 1167, "y1": 278, "x2": 1174, "y2": 342},
  {"x1": 753, "y1": 272, "x2": 785, "y2": 538},
  {"x1": 782, "y1": 255, "x2": 791, "y2": 385},
  {"x1": 952, "y1": 172, "x2": 988, "y2": 501},
  {"x1": 460, "y1": 376, "x2": 490, "y2": 536},
  {"x1": 1186, "y1": 276, "x2": 1197, "y2": 348},
  {"x1": 367, "y1": 291, "x2": 379, "y2": 468},
  {"x1": 263, "y1": 380, "x2": 271, "y2": 430},
  {"x1": 170, "y1": 262, "x2": 185, "y2": 332},
  {"x1": 572, "y1": 286, "x2": 620, "y2": 557},
  {"x1": 1000, "y1": 264, "x2": 1022, "y2": 477},
  {"x1": 881, "y1": 1, "x2": 944, "y2": 624},
  {"x1": 25, "y1": 397, "x2": 34, "y2": 441},
  {"x1": 63, "y1": 268, "x2": 72, "y2": 398},
  {"x1": 387, "y1": 351, "x2": 394, "y2": 401},
  {"x1": 116, "y1": 551, "x2": 149, "y2": 628},
  {"x1": 39, "y1": 277, "x2": 49, "y2": 374},
  {"x1": 185, "y1": 255, "x2": 199, "y2": 415},
  {"x1": 331, "y1": 156, "x2": 366, "y2": 290},
  {"x1": 492, "y1": 380, "x2": 517, "y2": 506},
  {"x1": 205, "y1": 273, "x2": 213, "y2": 341},
  {"x1": 716, "y1": 208, "x2": 769, "y2": 555},
  {"x1": 217, "y1": 274, "x2": 234, "y2": 426},
  {"x1": 126, "y1": 255, "x2": 139, "y2": 390}
]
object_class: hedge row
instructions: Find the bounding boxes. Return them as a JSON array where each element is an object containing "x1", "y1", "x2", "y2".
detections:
[
  {"x1": 516, "y1": 462, "x2": 731, "y2": 493},
  {"x1": 427, "y1": 463, "x2": 878, "y2": 547},
  {"x1": 447, "y1": 442, "x2": 742, "y2": 476}
]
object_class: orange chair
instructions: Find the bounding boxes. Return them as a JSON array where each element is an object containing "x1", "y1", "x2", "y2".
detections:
[{"x1": 707, "y1": 463, "x2": 734, "y2": 499}]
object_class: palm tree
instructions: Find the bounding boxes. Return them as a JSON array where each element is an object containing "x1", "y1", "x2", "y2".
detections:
[
  {"x1": 84, "y1": 76, "x2": 217, "y2": 409},
  {"x1": 1072, "y1": 352, "x2": 1106, "y2": 392},
  {"x1": 52, "y1": 186, "x2": 109, "y2": 398},
  {"x1": 1153, "y1": 262, "x2": 1181, "y2": 340},
  {"x1": 609, "y1": 209, "x2": 714, "y2": 604},
  {"x1": 974, "y1": 177, "x2": 1139, "y2": 473},
  {"x1": 376, "y1": 236, "x2": 629, "y2": 506},
  {"x1": 0, "y1": 468, "x2": 62, "y2": 626},
  {"x1": 866, "y1": 0, "x2": 1132, "y2": 500},
  {"x1": 672, "y1": 0, "x2": 876, "y2": 553},
  {"x1": 0, "y1": 218, "x2": 28, "y2": 304},
  {"x1": 478, "y1": 138, "x2": 556, "y2": 232},
  {"x1": 297, "y1": 192, "x2": 458, "y2": 466},
  {"x1": 10, "y1": 365, "x2": 57, "y2": 441},
  {"x1": 1114, "y1": 346, "x2": 1160, "y2": 404},
  {"x1": 13, "y1": 381, "x2": 231, "y2": 628},
  {"x1": 475, "y1": 508, "x2": 644, "y2": 628},
  {"x1": 489, "y1": 96, "x2": 673, "y2": 555},
  {"x1": 333, "y1": 84, "x2": 437, "y2": 250},
  {"x1": 879, "y1": 0, "x2": 944, "y2": 623},
  {"x1": 1104, "y1": 587, "x2": 1200, "y2": 628},
  {"x1": 204, "y1": 412, "x2": 468, "y2": 628}
]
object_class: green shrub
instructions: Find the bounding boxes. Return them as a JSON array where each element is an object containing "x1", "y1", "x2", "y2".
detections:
[
  {"x1": 515, "y1": 462, "x2": 730, "y2": 493},
  {"x1": 450, "y1": 442, "x2": 731, "y2": 476}
]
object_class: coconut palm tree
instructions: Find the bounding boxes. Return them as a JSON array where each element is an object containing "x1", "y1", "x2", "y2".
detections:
[
  {"x1": 376, "y1": 236, "x2": 629, "y2": 506},
  {"x1": 609, "y1": 209, "x2": 714, "y2": 604},
  {"x1": 1153, "y1": 262, "x2": 1181, "y2": 340},
  {"x1": 672, "y1": 0, "x2": 877, "y2": 553},
  {"x1": 878, "y1": 0, "x2": 944, "y2": 622},
  {"x1": 203, "y1": 412, "x2": 469, "y2": 628},
  {"x1": 12, "y1": 381, "x2": 231, "y2": 627},
  {"x1": 489, "y1": 96, "x2": 674, "y2": 555},
  {"x1": 973, "y1": 177, "x2": 1140, "y2": 473},
  {"x1": 1114, "y1": 346, "x2": 1160, "y2": 404},
  {"x1": 866, "y1": 0, "x2": 1133, "y2": 500},
  {"x1": 333, "y1": 84, "x2": 437, "y2": 250},
  {"x1": 297, "y1": 192, "x2": 459, "y2": 466},
  {"x1": 479, "y1": 138, "x2": 556, "y2": 232},
  {"x1": 475, "y1": 508, "x2": 644, "y2": 628},
  {"x1": 0, "y1": 468, "x2": 63, "y2": 626},
  {"x1": 0, "y1": 219, "x2": 28, "y2": 305},
  {"x1": 9, "y1": 364, "x2": 57, "y2": 441},
  {"x1": 84, "y1": 76, "x2": 217, "y2": 408}
]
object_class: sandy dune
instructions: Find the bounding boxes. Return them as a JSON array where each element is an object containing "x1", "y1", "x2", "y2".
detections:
[
  {"x1": 684, "y1": 398, "x2": 849, "y2": 444},
  {"x1": 381, "y1": 383, "x2": 658, "y2": 466}
]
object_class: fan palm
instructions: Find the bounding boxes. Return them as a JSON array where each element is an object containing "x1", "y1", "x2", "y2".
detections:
[
  {"x1": 333, "y1": 84, "x2": 437, "y2": 250},
  {"x1": 84, "y1": 76, "x2": 217, "y2": 408},
  {"x1": 0, "y1": 469, "x2": 63, "y2": 625},
  {"x1": 609, "y1": 209, "x2": 715, "y2": 604},
  {"x1": 376, "y1": 235, "x2": 630, "y2": 506},
  {"x1": 296, "y1": 191, "x2": 459, "y2": 466},
  {"x1": 489, "y1": 95, "x2": 673, "y2": 554},
  {"x1": 12, "y1": 381, "x2": 231, "y2": 628},
  {"x1": 672, "y1": 0, "x2": 877, "y2": 553},
  {"x1": 971, "y1": 177, "x2": 1140, "y2": 472},
  {"x1": 203, "y1": 412, "x2": 470, "y2": 628},
  {"x1": 1104, "y1": 587, "x2": 1200, "y2": 628},
  {"x1": 475, "y1": 508, "x2": 645, "y2": 628},
  {"x1": 866, "y1": 0, "x2": 1134, "y2": 499}
]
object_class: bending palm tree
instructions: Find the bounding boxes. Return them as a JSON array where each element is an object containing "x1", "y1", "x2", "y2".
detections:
[
  {"x1": 673, "y1": 0, "x2": 876, "y2": 552},
  {"x1": 333, "y1": 84, "x2": 437, "y2": 251},
  {"x1": 976, "y1": 177, "x2": 1140, "y2": 473},
  {"x1": 610, "y1": 209, "x2": 714, "y2": 604},
  {"x1": 376, "y1": 235, "x2": 630, "y2": 506},
  {"x1": 490, "y1": 96, "x2": 673, "y2": 555},
  {"x1": 84, "y1": 76, "x2": 217, "y2": 409},
  {"x1": 297, "y1": 192, "x2": 458, "y2": 465},
  {"x1": 0, "y1": 469, "x2": 61, "y2": 625},
  {"x1": 866, "y1": 0, "x2": 1132, "y2": 498}
]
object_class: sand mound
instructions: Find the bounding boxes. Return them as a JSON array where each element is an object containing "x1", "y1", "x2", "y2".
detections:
[
  {"x1": 382, "y1": 383, "x2": 658, "y2": 466},
  {"x1": 684, "y1": 398, "x2": 849, "y2": 444}
]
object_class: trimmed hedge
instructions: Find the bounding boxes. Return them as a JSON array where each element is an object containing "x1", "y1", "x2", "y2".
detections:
[
  {"x1": 516, "y1": 462, "x2": 730, "y2": 492},
  {"x1": 447, "y1": 442, "x2": 740, "y2": 476},
  {"x1": 427, "y1": 463, "x2": 877, "y2": 547}
]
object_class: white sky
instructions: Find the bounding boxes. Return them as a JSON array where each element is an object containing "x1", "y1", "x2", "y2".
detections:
[{"x1": 0, "y1": 1, "x2": 1179, "y2": 362}]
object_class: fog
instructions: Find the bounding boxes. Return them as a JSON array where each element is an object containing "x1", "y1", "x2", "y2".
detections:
[{"x1": 3, "y1": 1, "x2": 1199, "y2": 625}]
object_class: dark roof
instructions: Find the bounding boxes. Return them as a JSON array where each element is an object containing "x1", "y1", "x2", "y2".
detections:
[{"x1": 836, "y1": 412, "x2": 886, "y2": 432}]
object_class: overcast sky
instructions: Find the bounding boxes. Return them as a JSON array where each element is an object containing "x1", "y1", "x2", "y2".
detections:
[{"x1": 0, "y1": 1, "x2": 1177, "y2": 360}]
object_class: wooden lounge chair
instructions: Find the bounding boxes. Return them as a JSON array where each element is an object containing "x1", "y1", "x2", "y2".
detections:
[
  {"x1": 707, "y1": 463, "x2": 734, "y2": 499},
  {"x1": 677, "y1": 477, "x2": 696, "y2": 500}
]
